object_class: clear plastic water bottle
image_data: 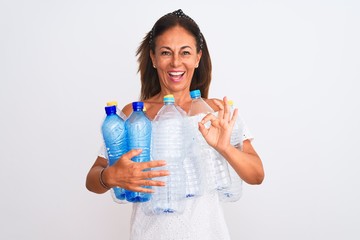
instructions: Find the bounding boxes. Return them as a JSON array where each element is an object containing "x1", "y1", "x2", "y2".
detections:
[
  {"x1": 219, "y1": 100, "x2": 244, "y2": 202},
  {"x1": 101, "y1": 105, "x2": 128, "y2": 203},
  {"x1": 227, "y1": 100, "x2": 244, "y2": 149},
  {"x1": 145, "y1": 94, "x2": 186, "y2": 214},
  {"x1": 124, "y1": 101, "x2": 152, "y2": 202},
  {"x1": 166, "y1": 100, "x2": 203, "y2": 198},
  {"x1": 188, "y1": 89, "x2": 231, "y2": 192}
]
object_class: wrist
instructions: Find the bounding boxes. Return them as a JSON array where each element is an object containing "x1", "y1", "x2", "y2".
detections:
[
  {"x1": 99, "y1": 167, "x2": 111, "y2": 190},
  {"x1": 218, "y1": 144, "x2": 234, "y2": 159}
]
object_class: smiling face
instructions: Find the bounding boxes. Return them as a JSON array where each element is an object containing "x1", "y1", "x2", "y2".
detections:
[{"x1": 150, "y1": 25, "x2": 202, "y2": 95}]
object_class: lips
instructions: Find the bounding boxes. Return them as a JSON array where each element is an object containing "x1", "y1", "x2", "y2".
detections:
[{"x1": 168, "y1": 71, "x2": 185, "y2": 82}]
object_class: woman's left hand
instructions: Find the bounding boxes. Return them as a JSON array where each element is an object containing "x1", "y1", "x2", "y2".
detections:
[{"x1": 198, "y1": 96, "x2": 238, "y2": 154}]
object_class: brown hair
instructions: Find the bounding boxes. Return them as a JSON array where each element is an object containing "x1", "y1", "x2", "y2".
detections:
[{"x1": 136, "y1": 9, "x2": 212, "y2": 100}]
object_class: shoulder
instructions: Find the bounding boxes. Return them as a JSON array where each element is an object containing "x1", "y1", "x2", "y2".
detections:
[
  {"x1": 120, "y1": 99, "x2": 163, "y2": 120},
  {"x1": 144, "y1": 99, "x2": 163, "y2": 120},
  {"x1": 204, "y1": 98, "x2": 224, "y2": 112},
  {"x1": 121, "y1": 103, "x2": 133, "y2": 117}
]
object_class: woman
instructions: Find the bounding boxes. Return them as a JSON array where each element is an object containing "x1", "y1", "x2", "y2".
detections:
[{"x1": 86, "y1": 9, "x2": 264, "y2": 240}]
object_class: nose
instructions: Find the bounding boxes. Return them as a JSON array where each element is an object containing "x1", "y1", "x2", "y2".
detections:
[{"x1": 171, "y1": 54, "x2": 181, "y2": 67}]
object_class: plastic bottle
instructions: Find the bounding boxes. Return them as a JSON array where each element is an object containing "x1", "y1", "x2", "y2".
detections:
[
  {"x1": 124, "y1": 101, "x2": 152, "y2": 202},
  {"x1": 106, "y1": 101, "x2": 127, "y2": 120},
  {"x1": 145, "y1": 94, "x2": 186, "y2": 214},
  {"x1": 187, "y1": 89, "x2": 231, "y2": 192},
  {"x1": 165, "y1": 100, "x2": 203, "y2": 198},
  {"x1": 101, "y1": 105, "x2": 128, "y2": 203},
  {"x1": 218, "y1": 100, "x2": 244, "y2": 202}
]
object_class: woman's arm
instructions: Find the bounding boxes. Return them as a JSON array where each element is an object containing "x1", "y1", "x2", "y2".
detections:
[
  {"x1": 86, "y1": 149, "x2": 169, "y2": 194},
  {"x1": 219, "y1": 140, "x2": 264, "y2": 184},
  {"x1": 86, "y1": 156, "x2": 111, "y2": 194},
  {"x1": 198, "y1": 97, "x2": 264, "y2": 185}
]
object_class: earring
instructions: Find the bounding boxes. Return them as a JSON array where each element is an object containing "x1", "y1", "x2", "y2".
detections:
[{"x1": 153, "y1": 65, "x2": 156, "y2": 68}]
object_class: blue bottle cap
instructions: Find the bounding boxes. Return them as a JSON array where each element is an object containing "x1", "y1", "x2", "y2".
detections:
[
  {"x1": 190, "y1": 89, "x2": 201, "y2": 99},
  {"x1": 132, "y1": 101, "x2": 144, "y2": 111},
  {"x1": 105, "y1": 105, "x2": 117, "y2": 115}
]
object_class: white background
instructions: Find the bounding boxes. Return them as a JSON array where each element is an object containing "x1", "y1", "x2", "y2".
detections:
[{"x1": 1, "y1": 0, "x2": 359, "y2": 239}]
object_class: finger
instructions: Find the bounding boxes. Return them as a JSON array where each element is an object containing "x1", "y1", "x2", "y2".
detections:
[
  {"x1": 223, "y1": 96, "x2": 231, "y2": 121},
  {"x1": 122, "y1": 149, "x2": 142, "y2": 160},
  {"x1": 200, "y1": 113, "x2": 216, "y2": 125},
  {"x1": 142, "y1": 169, "x2": 170, "y2": 178},
  {"x1": 212, "y1": 99, "x2": 224, "y2": 119},
  {"x1": 198, "y1": 121, "x2": 207, "y2": 137},
  {"x1": 229, "y1": 108, "x2": 238, "y2": 128},
  {"x1": 127, "y1": 185, "x2": 155, "y2": 193},
  {"x1": 231, "y1": 108, "x2": 239, "y2": 122},
  {"x1": 139, "y1": 160, "x2": 167, "y2": 170},
  {"x1": 209, "y1": 117, "x2": 220, "y2": 128},
  {"x1": 126, "y1": 179, "x2": 166, "y2": 193},
  {"x1": 140, "y1": 179, "x2": 166, "y2": 187}
]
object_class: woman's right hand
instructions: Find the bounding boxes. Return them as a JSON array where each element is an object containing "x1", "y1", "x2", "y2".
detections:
[{"x1": 102, "y1": 149, "x2": 169, "y2": 193}]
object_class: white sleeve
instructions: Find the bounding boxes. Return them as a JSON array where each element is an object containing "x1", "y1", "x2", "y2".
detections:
[
  {"x1": 240, "y1": 118, "x2": 254, "y2": 142},
  {"x1": 236, "y1": 112, "x2": 254, "y2": 143},
  {"x1": 118, "y1": 109, "x2": 127, "y2": 120},
  {"x1": 98, "y1": 143, "x2": 108, "y2": 159}
]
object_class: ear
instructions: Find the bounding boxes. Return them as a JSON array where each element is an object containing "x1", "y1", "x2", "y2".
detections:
[
  {"x1": 196, "y1": 50, "x2": 202, "y2": 66},
  {"x1": 150, "y1": 50, "x2": 156, "y2": 67}
]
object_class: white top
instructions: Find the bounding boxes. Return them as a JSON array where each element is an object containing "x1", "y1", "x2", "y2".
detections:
[
  {"x1": 98, "y1": 112, "x2": 253, "y2": 240},
  {"x1": 130, "y1": 190, "x2": 230, "y2": 240}
]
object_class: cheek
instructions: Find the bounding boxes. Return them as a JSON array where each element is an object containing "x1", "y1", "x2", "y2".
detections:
[
  {"x1": 189, "y1": 57, "x2": 199, "y2": 66},
  {"x1": 157, "y1": 68, "x2": 168, "y2": 79},
  {"x1": 156, "y1": 59, "x2": 170, "y2": 69},
  {"x1": 186, "y1": 60, "x2": 197, "y2": 69}
]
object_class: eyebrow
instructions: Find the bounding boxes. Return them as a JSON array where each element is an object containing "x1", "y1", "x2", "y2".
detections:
[{"x1": 159, "y1": 46, "x2": 193, "y2": 51}]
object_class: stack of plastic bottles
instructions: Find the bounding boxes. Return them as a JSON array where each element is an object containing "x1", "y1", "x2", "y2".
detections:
[{"x1": 100, "y1": 92, "x2": 244, "y2": 213}]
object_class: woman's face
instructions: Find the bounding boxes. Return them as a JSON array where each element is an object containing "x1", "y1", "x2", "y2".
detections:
[{"x1": 150, "y1": 25, "x2": 202, "y2": 95}]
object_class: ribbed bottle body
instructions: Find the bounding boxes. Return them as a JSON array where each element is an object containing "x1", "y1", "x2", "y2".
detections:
[
  {"x1": 126, "y1": 112, "x2": 152, "y2": 163},
  {"x1": 219, "y1": 102, "x2": 244, "y2": 202},
  {"x1": 145, "y1": 101, "x2": 186, "y2": 214},
  {"x1": 125, "y1": 103, "x2": 152, "y2": 202},
  {"x1": 218, "y1": 164, "x2": 243, "y2": 202},
  {"x1": 230, "y1": 111, "x2": 243, "y2": 149},
  {"x1": 183, "y1": 118, "x2": 203, "y2": 198},
  {"x1": 188, "y1": 90, "x2": 231, "y2": 192},
  {"x1": 101, "y1": 107, "x2": 128, "y2": 202}
]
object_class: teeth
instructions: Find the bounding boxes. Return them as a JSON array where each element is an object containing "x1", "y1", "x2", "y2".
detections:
[{"x1": 169, "y1": 72, "x2": 184, "y2": 76}]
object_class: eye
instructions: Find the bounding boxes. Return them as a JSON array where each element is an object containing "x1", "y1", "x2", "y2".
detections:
[
  {"x1": 160, "y1": 51, "x2": 171, "y2": 56},
  {"x1": 182, "y1": 51, "x2": 191, "y2": 55}
]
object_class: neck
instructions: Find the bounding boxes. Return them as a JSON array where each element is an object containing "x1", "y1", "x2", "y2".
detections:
[{"x1": 157, "y1": 90, "x2": 192, "y2": 113}]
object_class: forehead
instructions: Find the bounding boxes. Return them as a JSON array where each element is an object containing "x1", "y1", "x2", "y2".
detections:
[{"x1": 155, "y1": 26, "x2": 197, "y2": 47}]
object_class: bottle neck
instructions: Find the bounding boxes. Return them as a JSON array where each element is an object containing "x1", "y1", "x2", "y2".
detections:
[{"x1": 192, "y1": 97, "x2": 201, "y2": 101}]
